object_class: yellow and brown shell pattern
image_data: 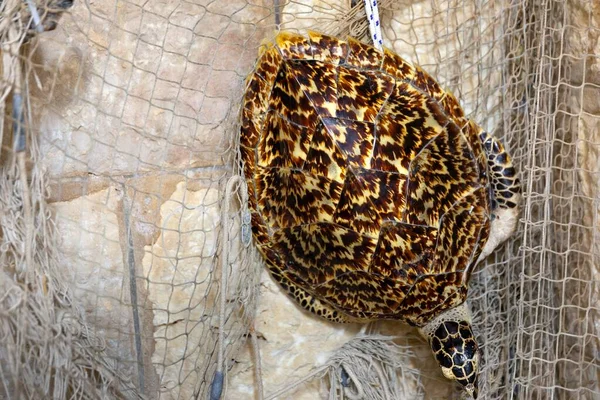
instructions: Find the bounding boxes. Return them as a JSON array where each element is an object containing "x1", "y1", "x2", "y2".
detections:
[{"x1": 239, "y1": 31, "x2": 492, "y2": 327}]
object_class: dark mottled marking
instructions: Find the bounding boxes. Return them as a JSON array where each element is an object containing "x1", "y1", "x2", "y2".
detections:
[
  {"x1": 257, "y1": 111, "x2": 314, "y2": 168},
  {"x1": 323, "y1": 118, "x2": 376, "y2": 168},
  {"x1": 373, "y1": 82, "x2": 446, "y2": 174},
  {"x1": 243, "y1": 72, "x2": 273, "y2": 116},
  {"x1": 255, "y1": 167, "x2": 342, "y2": 230},
  {"x1": 337, "y1": 67, "x2": 394, "y2": 122},
  {"x1": 382, "y1": 48, "x2": 416, "y2": 81},
  {"x1": 405, "y1": 126, "x2": 480, "y2": 227},
  {"x1": 433, "y1": 187, "x2": 490, "y2": 274},
  {"x1": 314, "y1": 270, "x2": 408, "y2": 317},
  {"x1": 308, "y1": 31, "x2": 349, "y2": 65},
  {"x1": 332, "y1": 171, "x2": 382, "y2": 236},
  {"x1": 356, "y1": 170, "x2": 407, "y2": 223},
  {"x1": 463, "y1": 120, "x2": 490, "y2": 186},
  {"x1": 303, "y1": 121, "x2": 348, "y2": 183},
  {"x1": 270, "y1": 63, "x2": 319, "y2": 128},
  {"x1": 239, "y1": 144, "x2": 257, "y2": 191},
  {"x1": 290, "y1": 61, "x2": 338, "y2": 118},
  {"x1": 440, "y1": 90, "x2": 467, "y2": 126},
  {"x1": 254, "y1": 47, "x2": 283, "y2": 83},
  {"x1": 240, "y1": 109, "x2": 264, "y2": 148},
  {"x1": 370, "y1": 222, "x2": 437, "y2": 282},
  {"x1": 250, "y1": 212, "x2": 270, "y2": 245},
  {"x1": 276, "y1": 31, "x2": 314, "y2": 60},
  {"x1": 271, "y1": 223, "x2": 377, "y2": 287},
  {"x1": 345, "y1": 37, "x2": 383, "y2": 69},
  {"x1": 329, "y1": 168, "x2": 407, "y2": 238},
  {"x1": 240, "y1": 31, "x2": 511, "y2": 332},
  {"x1": 413, "y1": 65, "x2": 446, "y2": 105},
  {"x1": 398, "y1": 273, "x2": 466, "y2": 325}
]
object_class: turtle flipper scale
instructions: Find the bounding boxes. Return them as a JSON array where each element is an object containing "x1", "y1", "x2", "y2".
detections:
[
  {"x1": 265, "y1": 260, "x2": 354, "y2": 323},
  {"x1": 477, "y1": 132, "x2": 521, "y2": 261}
]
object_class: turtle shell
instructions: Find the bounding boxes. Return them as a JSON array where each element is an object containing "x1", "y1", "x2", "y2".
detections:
[{"x1": 239, "y1": 31, "x2": 492, "y2": 326}]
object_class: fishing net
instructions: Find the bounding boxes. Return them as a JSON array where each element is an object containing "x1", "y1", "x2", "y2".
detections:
[{"x1": 0, "y1": 0, "x2": 598, "y2": 399}]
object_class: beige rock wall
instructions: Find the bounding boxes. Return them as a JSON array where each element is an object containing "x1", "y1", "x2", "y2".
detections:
[
  {"x1": 37, "y1": 0, "x2": 270, "y2": 398},
  {"x1": 559, "y1": 0, "x2": 600, "y2": 396}
]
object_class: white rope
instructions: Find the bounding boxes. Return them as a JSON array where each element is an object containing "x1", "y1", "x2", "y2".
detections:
[
  {"x1": 24, "y1": 0, "x2": 44, "y2": 33},
  {"x1": 250, "y1": 327, "x2": 264, "y2": 400},
  {"x1": 363, "y1": 0, "x2": 383, "y2": 51}
]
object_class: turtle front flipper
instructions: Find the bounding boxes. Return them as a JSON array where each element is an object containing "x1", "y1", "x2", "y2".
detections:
[
  {"x1": 265, "y1": 261, "x2": 354, "y2": 323},
  {"x1": 477, "y1": 131, "x2": 521, "y2": 261}
]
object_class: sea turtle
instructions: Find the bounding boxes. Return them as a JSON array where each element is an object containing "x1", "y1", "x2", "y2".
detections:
[{"x1": 239, "y1": 31, "x2": 520, "y2": 398}]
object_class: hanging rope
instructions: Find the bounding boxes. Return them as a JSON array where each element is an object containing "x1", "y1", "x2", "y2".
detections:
[{"x1": 364, "y1": 0, "x2": 383, "y2": 50}]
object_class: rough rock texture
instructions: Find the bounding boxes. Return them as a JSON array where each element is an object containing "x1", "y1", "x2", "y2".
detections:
[
  {"x1": 50, "y1": 187, "x2": 139, "y2": 382},
  {"x1": 33, "y1": 0, "x2": 270, "y2": 179},
  {"x1": 228, "y1": 272, "x2": 363, "y2": 399},
  {"x1": 142, "y1": 181, "x2": 221, "y2": 398},
  {"x1": 39, "y1": 0, "x2": 269, "y2": 398}
]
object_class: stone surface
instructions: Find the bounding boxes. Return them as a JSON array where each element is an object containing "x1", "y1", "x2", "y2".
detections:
[
  {"x1": 227, "y1": 270, "x2": 363, "y2": 400},
  {"x1": 36, "y1": 0, "x2": 271, "y2": 398},
  {"x1": 50, "y1": 187, "x2": 139, "y2": 382},
  {"x1": 32, "y1": 0, "x2": 270, "y2": 179},
  {"x1": 142, "y1": 181, "x2": 221, "y2": 399},
  {"x1": 560, "y1": 0, "x2": 600, "y2": 395}
]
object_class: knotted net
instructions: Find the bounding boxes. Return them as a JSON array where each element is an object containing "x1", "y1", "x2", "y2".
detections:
[{"x1": 0, "y1": 0, "x2": 598, "y2": 399}]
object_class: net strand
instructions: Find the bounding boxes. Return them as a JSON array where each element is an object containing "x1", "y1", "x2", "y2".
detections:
[{"x1": 0, "y1": 0, "x2": 598, "y2": 399}]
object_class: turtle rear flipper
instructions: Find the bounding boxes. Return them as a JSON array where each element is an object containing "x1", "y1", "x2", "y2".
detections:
[
  {"x1": 477, "y1": 132, "x2": 521, "y2": 261},
  {"x1": 265, "y1": 262, "x2": 354, "y2": 323}
]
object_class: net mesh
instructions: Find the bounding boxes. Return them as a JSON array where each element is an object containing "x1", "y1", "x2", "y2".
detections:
[{"x1": 0, "y1": 0, "x2": 598, "y2": 399}]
